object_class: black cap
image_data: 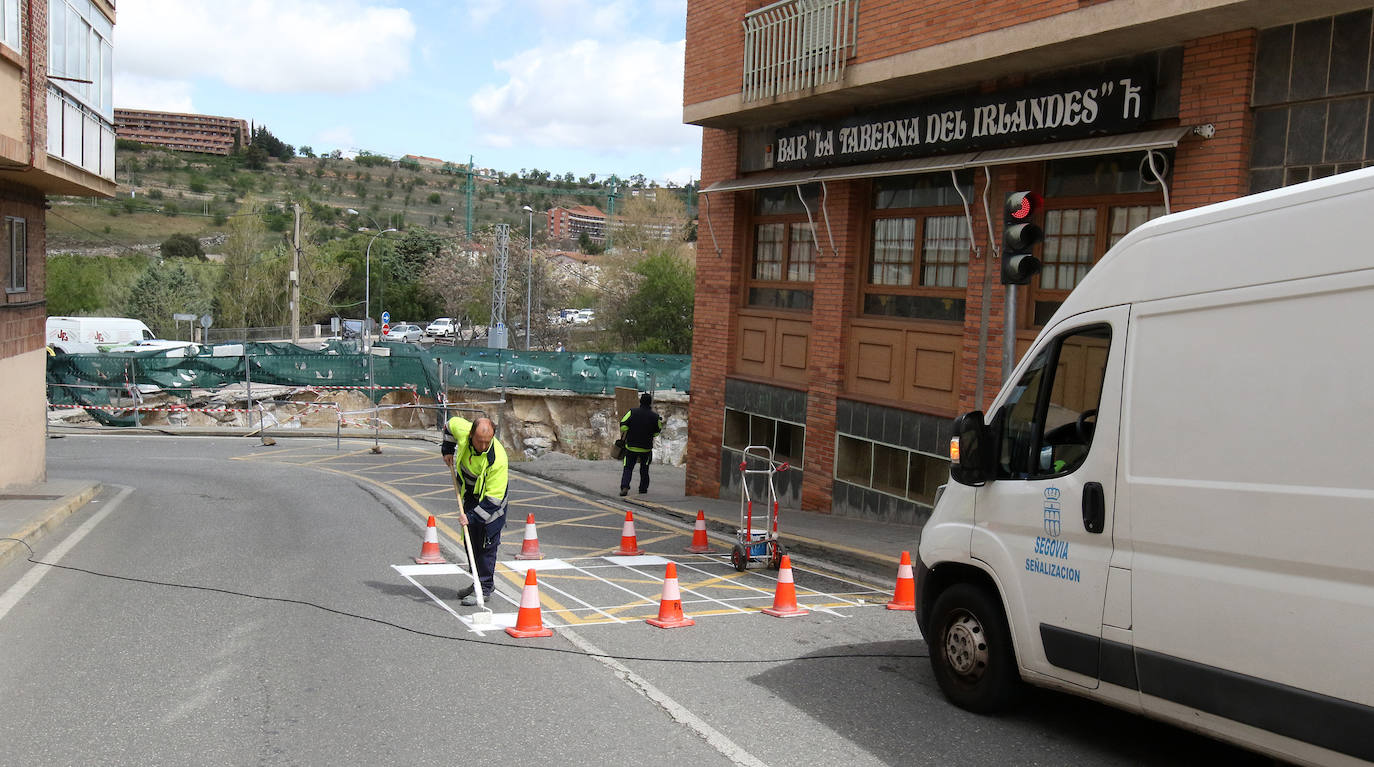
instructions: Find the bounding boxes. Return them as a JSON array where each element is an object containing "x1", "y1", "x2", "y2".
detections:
[{"x1": 639, "y1": 392, "x2": 652, "y2": 407}]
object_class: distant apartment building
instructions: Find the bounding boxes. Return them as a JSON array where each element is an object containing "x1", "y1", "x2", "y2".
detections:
[
  {"x1": 547, "y1": 201, "x2": 681, "y2": 246},
  {"x1": 114, "y1": 108, "x2": 248, "y2": 155},
  {"x1": 1, "y1": 0, "x2": 117, "y2": 489},
  {"x1": 402, "y1": 154, "x2": 446, "y2": 170},
  {"x1": 547, "y1": 205, "x2": 607, "y2": 243}
]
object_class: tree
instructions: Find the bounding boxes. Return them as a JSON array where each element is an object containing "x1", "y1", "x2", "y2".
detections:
[
  {"x1": 243, "y1": 144, "x2": 269, "y2": 170},
  {"x1": 124, "y1": 261, "x2": 211, "y2": 338},
  {"x1": 250, "y1": 125, "x2": 293, "y2": 161},
  {"x1": 160, "y1": 233, "x2": 205, "y2": 261},
  {"x1": 596, "y1": 194, "x2": 695, "y2": 353}
]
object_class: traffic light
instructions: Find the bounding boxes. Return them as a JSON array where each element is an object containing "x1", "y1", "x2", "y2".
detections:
[{"x1": 1002, "y1": 191, "x2": 1044, "y2": 285}]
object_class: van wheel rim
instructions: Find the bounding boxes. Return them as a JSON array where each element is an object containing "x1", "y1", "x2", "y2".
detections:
[{"x1": 944, "y1": 611, "x2": 989, "y2": 679}]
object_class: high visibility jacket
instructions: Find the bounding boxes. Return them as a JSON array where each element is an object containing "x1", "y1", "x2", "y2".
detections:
[
  {"x1": 620, "y1": 406, "x2": 663, "y2": 452},
  {"x1": 441, "y1": 416, "x2": 508, "y2": 523}
]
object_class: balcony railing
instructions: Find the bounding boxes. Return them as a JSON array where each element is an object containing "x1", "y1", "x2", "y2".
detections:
[
  {"x1": 742, "y1": 0, "x2": 859, "y2": 102},
  {"x1": 46, "y1": 84, "x2": 116, "y2": 182}
]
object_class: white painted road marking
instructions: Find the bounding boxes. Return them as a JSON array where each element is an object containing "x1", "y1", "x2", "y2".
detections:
[{"x1": 0, "y1": 485, "x2": 133, "y2": 623}]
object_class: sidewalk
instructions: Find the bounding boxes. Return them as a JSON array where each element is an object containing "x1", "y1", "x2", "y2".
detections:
[
  {"x1": 514, "y1": 452, "x2": 918, "y2": 585},
  {"x1": 0, "y1": 478, "x2": 101, "y2": 571}
]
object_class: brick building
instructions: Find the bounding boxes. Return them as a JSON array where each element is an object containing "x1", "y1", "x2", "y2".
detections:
[
  {"x1": 683, "y1": 0, "x2": 1374, "y2": 525},
  {"x1": 547, "y1": 204, "x2": 607, "y2": 243},
  {"x1": 1, "y1": 0, "x2": 117, "y2": 489},
  {"x1": 114, "y1": 108, "x2": 248, "y2": 155}
]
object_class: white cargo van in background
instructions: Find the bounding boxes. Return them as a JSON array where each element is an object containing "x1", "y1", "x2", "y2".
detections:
[
  {"x1": 915, "y1": 168, "x2": 1374, "y2": 767},
  {"x1": 46, "y1": 317, "x2": 155, "y2": 352}
]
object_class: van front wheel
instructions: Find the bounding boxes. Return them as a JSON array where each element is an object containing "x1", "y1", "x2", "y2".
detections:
[{"x1": 928, "y1": 583, "x2": 1022, "y2": 713}]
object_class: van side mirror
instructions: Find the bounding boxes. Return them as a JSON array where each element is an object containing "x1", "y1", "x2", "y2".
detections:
[{"x1": 950, "y1": 410, "x2": 993, "y2": 486}]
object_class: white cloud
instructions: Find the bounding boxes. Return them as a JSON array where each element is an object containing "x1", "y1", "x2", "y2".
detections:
[
  {"x1": 661, "y1": 166, "x2": 698, "y2": 187},
  {"x1": 466, "y1": 0, "x2": 504, "y2": 27},
  {"x1": 113, "y1": 74, "x2": 196, "y2": 112},
  {"x1": 115, "y1": 0, "x2": 415, "y2": 93},
  {"x1": 314, "y1": 126, "x2": 357, "y2": 151},
  {"x1": 470, "y1": 38, "x2": 697, "y2": 156}
]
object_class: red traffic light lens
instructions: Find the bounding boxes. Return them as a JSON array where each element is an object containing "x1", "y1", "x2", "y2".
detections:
[{"x1": 1007, "y1": 191, "x2": 1043, "y2": 220}]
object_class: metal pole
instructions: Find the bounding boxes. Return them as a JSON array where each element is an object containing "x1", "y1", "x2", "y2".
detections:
[
  {"x1": 1003, "y1": 285, "x2": 1016, "y2": 383},
  {"x1": 364, "y1": 236, "x2": 372, "y2": 352},
  {"x1": 291, "y1": 202, "x2": 301, "y2": 344},
  {"x1": 243, "y1": 351, "x2": 254, "y2": 435},
  {"x1": 524, "y1": 206, "x2": 533, "y2": 350},
  {"x1": 370, "y1": 351, "x2": 381, "y2": 453}
]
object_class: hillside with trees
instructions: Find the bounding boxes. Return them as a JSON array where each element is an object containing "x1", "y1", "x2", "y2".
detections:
[{"x1": 45, "y1": 133, "x2": 699, "y2": 352}]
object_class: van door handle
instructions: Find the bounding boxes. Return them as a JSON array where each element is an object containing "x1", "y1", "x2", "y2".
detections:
[{"x1": 1083, "y1": 482, "x2": 1105, "y2": 534}]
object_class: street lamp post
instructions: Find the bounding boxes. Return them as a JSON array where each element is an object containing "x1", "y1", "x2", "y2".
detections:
[
  {"x1": 523, "y1": 205, "x2": 534, "y2": 351},
  {"x1": 347, "y1": 208, "x2": 396, "y2": 349}
]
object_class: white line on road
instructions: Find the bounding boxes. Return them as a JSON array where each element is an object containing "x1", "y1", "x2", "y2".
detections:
[
  {"x1": 558, "y1": 625, "x2": 771, "y2": 767},
  {"x1": 0, "y1": 485, "x2": 133, "y2": 623}
]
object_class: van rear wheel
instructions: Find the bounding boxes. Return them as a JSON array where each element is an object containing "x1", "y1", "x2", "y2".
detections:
[{"x1": 928, "y1": 583, "x2": 1022, "y2": 713}]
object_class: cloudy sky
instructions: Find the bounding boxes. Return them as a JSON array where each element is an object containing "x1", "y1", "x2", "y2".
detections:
[{"x1": 114, "y1": 0, "x2": 700, "y2": 185}]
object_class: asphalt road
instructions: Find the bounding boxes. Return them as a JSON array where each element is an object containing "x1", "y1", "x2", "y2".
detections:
[{"x1": 0, "y1": 434, "x2": 1276, "y2": 766}]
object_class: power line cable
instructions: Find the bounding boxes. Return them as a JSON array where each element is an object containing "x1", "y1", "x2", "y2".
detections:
[{"x1": 0, "y1": 536, "x2": 928, "y2": 665}]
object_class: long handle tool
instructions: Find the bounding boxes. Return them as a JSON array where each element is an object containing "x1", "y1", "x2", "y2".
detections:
[{"x1": 450, "y1": 468, "x2": 493, "y2": 625}]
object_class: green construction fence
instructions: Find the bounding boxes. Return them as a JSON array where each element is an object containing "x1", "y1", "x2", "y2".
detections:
[{"x1": 47, "y1": 341, "x2": 691, "y2": 426}]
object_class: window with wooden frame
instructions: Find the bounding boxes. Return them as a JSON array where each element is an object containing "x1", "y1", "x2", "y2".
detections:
[
  {"x1": 1031, "y1": 152, "x2": 1171, "y2": 325},
  {"x1": 863, "y1": 172, "x2": 974, "y2": 322},
  {"x1": 747, "y1": 185, "x2": 819, "y2": 310},
  {"x1": 6, "y1": 217, "x2": 26, "y2": 293}
]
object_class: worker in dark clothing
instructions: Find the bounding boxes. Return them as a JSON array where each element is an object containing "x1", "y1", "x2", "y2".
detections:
[
  {"x1": 441, "y1": 415, "x2": 508, "y2": 605},
  {"x1": 620, "y1": 392, "x2": 664, "y2": 496}
]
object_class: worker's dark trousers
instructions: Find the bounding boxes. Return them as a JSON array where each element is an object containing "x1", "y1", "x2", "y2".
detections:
[
  {"x1": 464, "y1": 503, "x2": 505, "y2": 595},
  {"x1": 621, "y1": 450, "x2": 652, "y2": 493}
]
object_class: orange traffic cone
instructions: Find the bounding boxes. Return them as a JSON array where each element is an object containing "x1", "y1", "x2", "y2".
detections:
[
  {"x1": 887, "y1": 551, "x2": 917, "y2": 611},
  {"x1": 505, "y1": 568, "x2": 554, "y2": 638},
  {"x1": 616, "y1": 510, "x2": 644, "y2": 556},
  {"x1": 684, "y1": 509, "x2": 713, "y2": 553},
  {"x1": 513, "y1": 513, "x2": 544, "y2": 560},
  {"x1": 762, "y1": 555, "x2": 810, "y2": 618},
  {"x1": 647, "y1": 562, "x2": 695, "y2": 629},
  {"x1": 413, "y1": 515, "x2": 447, "y2": 564}
]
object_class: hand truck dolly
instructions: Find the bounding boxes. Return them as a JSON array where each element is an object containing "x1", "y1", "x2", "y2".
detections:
[{"x1": 731, "y1": 445, "x2": 790, "y2": 572}]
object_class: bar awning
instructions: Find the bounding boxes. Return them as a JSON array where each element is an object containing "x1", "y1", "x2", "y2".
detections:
[{"x1": 701, "y1": 126, "x2": 1194, "y2": 194}]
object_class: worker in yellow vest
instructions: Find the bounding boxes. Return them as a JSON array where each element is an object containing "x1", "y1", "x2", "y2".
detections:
[{"x1": 441, "y1": 415, "x2": 508, "y2": 605}]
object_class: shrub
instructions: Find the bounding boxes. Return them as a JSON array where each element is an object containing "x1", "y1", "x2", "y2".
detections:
[{"x1": 160, "y1": 233, "x2": 204, "y2": 260}]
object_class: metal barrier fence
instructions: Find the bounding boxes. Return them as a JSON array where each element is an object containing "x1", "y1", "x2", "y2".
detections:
[{"x1": 46, "y1": 340, "x2": 691, "y2": 428}]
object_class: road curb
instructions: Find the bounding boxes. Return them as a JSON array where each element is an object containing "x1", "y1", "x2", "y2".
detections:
[{"x1": 0, "y1": 482, "x2": 101, "y2": 571}]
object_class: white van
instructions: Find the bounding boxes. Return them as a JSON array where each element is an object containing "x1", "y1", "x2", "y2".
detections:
[
  {"x1": 916, "y1": 168, "x2": 1374, "y2": 766},
  {"x1": 46, "y1": 317, "x2": 155, "y2": 351}
]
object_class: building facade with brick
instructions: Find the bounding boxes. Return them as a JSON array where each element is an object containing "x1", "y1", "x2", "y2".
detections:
[
  {"x1": 1, "y1": 0, "x2": 117, "y2": 489},
  {"x1": 114, "y1": 108, "x2": 248, "y2": 155},
  {"x1": 683, "y1": 0, "x2": 1374, "y2": 526},
  {"x1": 547, "y1": 204, "x2": 607, "y2": 243}
]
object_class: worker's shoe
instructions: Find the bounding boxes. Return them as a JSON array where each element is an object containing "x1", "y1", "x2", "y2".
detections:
[
  {"x1": 619, "y1": 487, "x2": 628, "y2": 497},
  {"x1": 455, "y1": 584, "x2": 475, "y2": 601},
  {"x1": 461, "y1": 590, "x2": 493, "y2": 607}
]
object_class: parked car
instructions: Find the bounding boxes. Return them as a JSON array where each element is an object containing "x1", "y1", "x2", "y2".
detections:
[
  {"x1": 426, "y1": 317, "x2": 457, "y2": 337},
  {"x1": 383, "y1": 323, "x2": 424, "y2": 343},
  {"x1": 572, "y1": 309, "x2": 595, "y2": 325}
]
